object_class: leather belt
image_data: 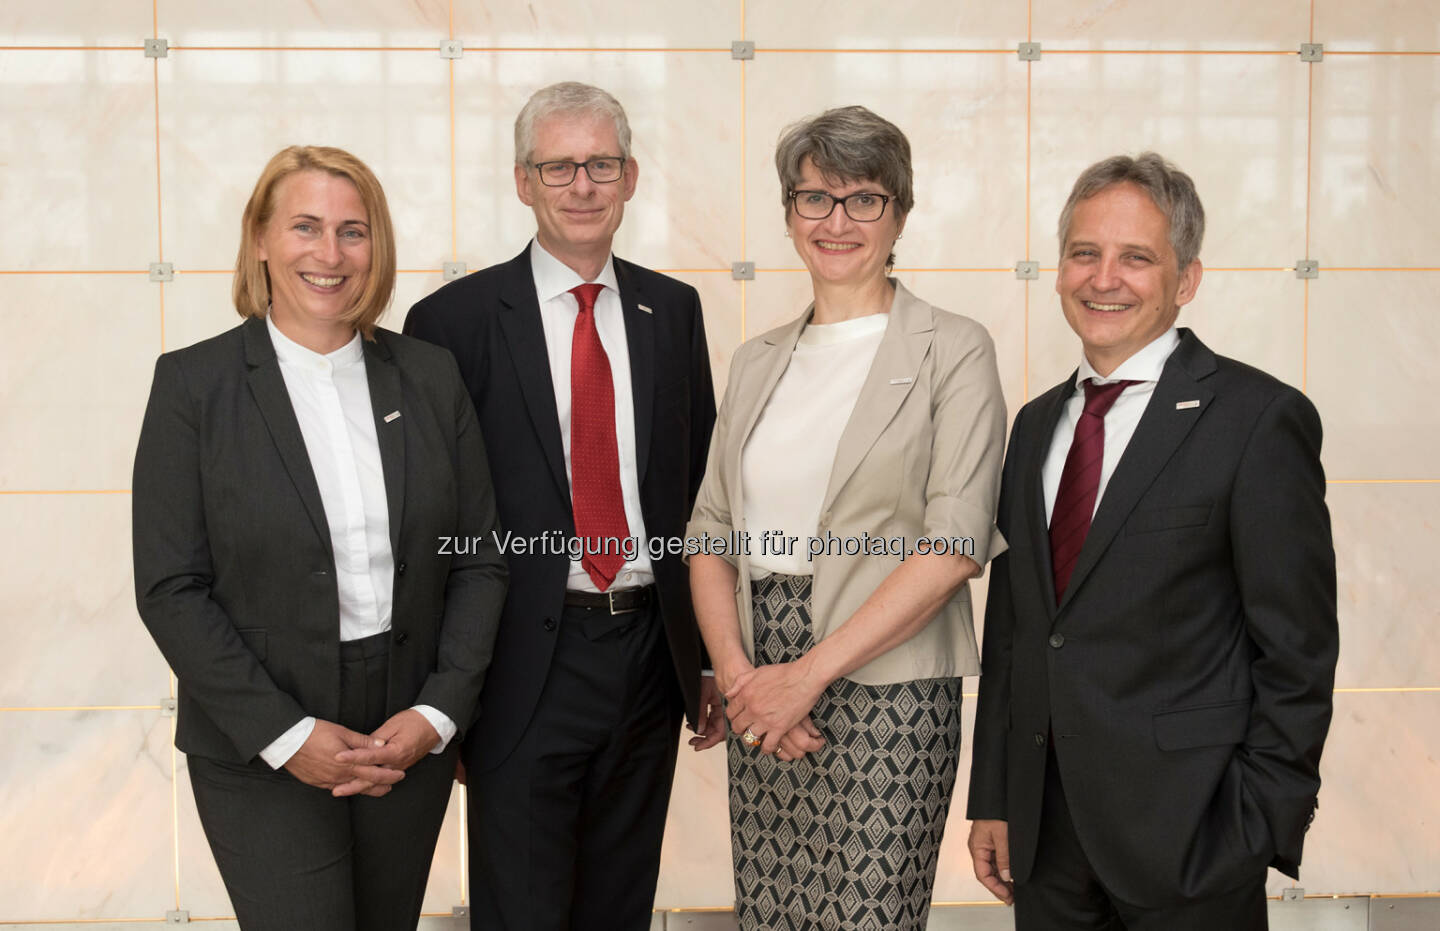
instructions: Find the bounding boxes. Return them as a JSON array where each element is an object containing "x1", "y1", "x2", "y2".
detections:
[{"x1": 562, "y1": 585, "x2": 655, "y2": 615}]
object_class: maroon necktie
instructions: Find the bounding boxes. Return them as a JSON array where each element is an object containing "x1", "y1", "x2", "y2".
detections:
[
  {"x1": 1049, "y1": 379, "x2": 1137, "y2": 603},
  {"x1": 568, "y1": 283, "x2": 630, "y2": 591}
]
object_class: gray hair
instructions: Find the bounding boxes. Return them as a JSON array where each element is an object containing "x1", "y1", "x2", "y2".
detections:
[
  {"x1": 514, "y1": 82, "x2": 632, "y2": 167},
  {"x1": 1058, "y1": 152, "x2": 1205, "y2": 269},
  {"x1": 774, "y1": 106, "x2": 915, "y2": 217}
]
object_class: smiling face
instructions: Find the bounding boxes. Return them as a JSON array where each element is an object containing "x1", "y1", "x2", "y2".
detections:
[
  {"x1": 787, "y1": 157, "x2": 904, "y2": 292},
  {"x1": 515, "y1": 111, "x2": 637, "y2": 273},
  {"x1": 1057, "y1": 182, "x2": 1202, "y2": 375},
  {"x1": 256, "y1": 169, "x2": 371, "y2": 348}
]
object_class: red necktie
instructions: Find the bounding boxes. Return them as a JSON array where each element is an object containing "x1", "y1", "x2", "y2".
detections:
[
  {"x1": 568, "y1": 283, "x2": 630, "y2": 591},
  {"x1": 1049, "y1": 379, "x2": 1137, "y2": 603}
]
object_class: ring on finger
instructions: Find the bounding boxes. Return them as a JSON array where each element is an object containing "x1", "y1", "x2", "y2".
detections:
[{"x1": 741, "y1": 728, "x2": 760, "y2": 747}]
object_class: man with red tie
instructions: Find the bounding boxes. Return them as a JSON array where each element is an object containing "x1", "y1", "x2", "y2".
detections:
[
  {"x1": 401, "y1": 82, "x2": 722, "y2": 930},
  {"x1": 966, "y1": 153, "x2": 1339, "y2": 930}
]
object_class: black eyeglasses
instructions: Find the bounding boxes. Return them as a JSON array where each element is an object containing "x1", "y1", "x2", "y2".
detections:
[
  {"x1": 788, "y1": 189, "x2": 893, "y2": 222},
  {"x1": 531, "y1": 157, "x2": 626, "y2": 187}
]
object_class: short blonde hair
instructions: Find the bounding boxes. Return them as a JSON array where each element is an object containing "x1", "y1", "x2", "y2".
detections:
[{"x1": 233, "y1": 145, "x2": 396, "y2": 339}]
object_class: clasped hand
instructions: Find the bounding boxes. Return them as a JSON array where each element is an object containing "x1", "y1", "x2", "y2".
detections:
[
  {"x1": 724, "y1": 660, "x2": 827, "y2": 760},
  {"x1": 285, "y1": 710, "x2": 441, "y2": 798}
]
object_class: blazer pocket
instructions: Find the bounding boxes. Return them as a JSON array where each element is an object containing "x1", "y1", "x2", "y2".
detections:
[
  {"x1": 1126, "y1": 504, "x2": 1212, "y2": 535},
  {"x1": 236, "y1": 627, "x2": 267, "y2": 662},
  {"x1": 1154, "y1": 699, "x2": 1250, "y2": 751}
]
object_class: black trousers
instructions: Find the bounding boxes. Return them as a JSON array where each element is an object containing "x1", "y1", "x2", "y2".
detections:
[
  {"x1": 467, "y1": 599, "x2": 683, "y2": 931},
  {"x1": 189, "y1": 632, "x2": 456, "y2": 931},
  {"x1": 1013, "y1": 748, "x2": 1268, "y2": 931}
]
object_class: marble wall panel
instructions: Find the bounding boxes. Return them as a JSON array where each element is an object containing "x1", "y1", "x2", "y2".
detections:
[
  {"x1": 0, "y1": 275, "x2": 158, "y2": 491},
  {"x1": 1315, "y1": 0, "x2": 1440, "y2": 52},
  {"x1": 1311, "y1": 57, "x2": 1440, "y2": 268},
  {"x1": 0, "y1": 51, "x2": 158, "y2": 270},
  {"x1": 1034, "y1": 0, "x2": 1311, "y2": 50},
  {"x1": 1030, "y1": 53, "x2": 1310, "y2": 270},
  {"x1": 745, "y1": 1, "x2": 1025, "y2": 50},
  {"x1": 156, "y1": 50, "x2": 451, "y2": 274},
  {"x1": 0, "y1": 710, "x2": 174, "y2": 921},
  {"x1": 158, "y1": 0, "x2": 450, "y2": 49},
  {"x1": 1329, "y1": 483, "x2": 1440, "y2": 690},
  {"x1": 1307, "y1": 272, "x2": 1439, "y2": 480},
  {"x1": 422, "y1": 784, "x2": 466, "y2": 914},
  {"x1": 3, "y1": 1, "x2": 152, "y2": 45},
  {"x1": 451, "y1": 0, "x2": 741, "y2": 50},
  {"x1": 743, "y1": 53, "x2": 1027, "y2": 273},
  {"x1": 1294, "y1": 692, "x2": 1440, "y2": 894},
  {"x1": 0, "y1": 494, "x2": 169, "y2": 708},
  {"x1": 451, "y1": 51, "x2": 741, "y2": 273}
]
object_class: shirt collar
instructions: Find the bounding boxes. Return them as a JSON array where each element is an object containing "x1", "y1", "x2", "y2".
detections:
[
  {"x1": 267, "y1": 314, "x2": 364, "y2": 373},
  {"x1": 529, "y1": 238, "x2": 619, "y2": 305},
  {"x1": 1076, "y1": 327, "x2": 1180, "y2": 387}
]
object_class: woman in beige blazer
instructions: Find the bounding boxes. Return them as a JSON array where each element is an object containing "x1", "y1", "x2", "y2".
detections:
[{"x1": 687, "y1": 106, "x2": 1007, "y2": 930}]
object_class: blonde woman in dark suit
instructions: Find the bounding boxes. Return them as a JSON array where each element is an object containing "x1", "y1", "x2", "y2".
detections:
[{"x1": 133, "y1": 145, "x2": 506, "y2": 930}]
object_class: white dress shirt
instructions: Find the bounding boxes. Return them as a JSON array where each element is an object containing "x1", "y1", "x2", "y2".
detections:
[
  {"x1": 1043, "y1": 328, "x2": 1181, "y2": 524},
  {"x1": 530, "y1": 239, "x2": 653, "y2": 592},
  {"x1": 258, "y1": 317, "x2": 455, "y2": 769},
  {"x1": 742, "y1": 312, "x2": 890, "y2": 576}
]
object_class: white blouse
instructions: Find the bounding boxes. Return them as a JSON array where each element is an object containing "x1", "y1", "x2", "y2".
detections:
[{"x1": 741, "y1": 311, "x2": 890, "y2": 576}]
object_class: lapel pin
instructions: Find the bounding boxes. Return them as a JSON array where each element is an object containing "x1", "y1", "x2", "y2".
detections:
[
  {"x1": 889, "y1": 376, "x2": 913, "y2": 386},
  {"x1": 384, "y1": 410, "x2": 402, "y2": 423},
  {"x1": 1175, "y1": 400, "x2": 1200, "y2": 410},
  {"x1": 638, "y1": 303, "x2": 654, "y2": 315}
]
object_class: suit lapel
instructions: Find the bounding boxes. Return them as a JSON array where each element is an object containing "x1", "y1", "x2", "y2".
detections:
[
  {"x1": 820, "y1": 282, "x2": 933, "y2": 514},
  {"x1": 615, "y1": 258, "x2": 655, "y2": 486},
  {"x1": 1057, "y1": 331, "x2": 1217, "y2": 612},
  {"x1": 241, "y1": 318, "x2": 332, "y2": 558},
  {"x1": 364, "y1": 333, "x2": 406, "y2": 558},
  {"x1": 495, "y1": 250, "x2": 571, "y2": 502},
  {"x1": 1025, "y1": 377, "x2": 1075, "y2": 616}
]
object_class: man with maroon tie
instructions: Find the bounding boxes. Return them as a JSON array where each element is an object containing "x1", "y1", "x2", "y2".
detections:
[
  {"x1": 966, "y1": 153, "x2": 1339, "y2": 930},
  {"x1": 401, "y1": 82, "x2": 722, "y2": 930}
]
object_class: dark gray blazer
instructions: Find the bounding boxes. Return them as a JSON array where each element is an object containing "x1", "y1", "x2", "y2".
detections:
[
  {"x1": 968, "y1": 329, "x2": 1338, "y2": 907},
  {"x1": 133, "y1": 317, "x2": 508, "y2": 764}
]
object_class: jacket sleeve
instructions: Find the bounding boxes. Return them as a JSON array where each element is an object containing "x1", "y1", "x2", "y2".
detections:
[
  {"x1": 1229, "y1": 388, "x2": 1338, "y2": 877},
  {"x1": 412, "y1": 353, "x2": 509, "y2": 736},
  {"x1": 966, "y1": 406, "x2": 1026, "y2": 820},
  {"x1": 132, "y1": 353, "x2": 307, "y2": 762}
]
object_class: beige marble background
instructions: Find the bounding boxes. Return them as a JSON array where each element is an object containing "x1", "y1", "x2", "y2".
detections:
[{"x1": 2, "y1": 0, "x2": 1436, "y2": 921}]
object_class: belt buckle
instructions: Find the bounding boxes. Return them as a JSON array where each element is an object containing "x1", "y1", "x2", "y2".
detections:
[{"x1": 607, "y1": 589, "x2": 621, "y2": 615}]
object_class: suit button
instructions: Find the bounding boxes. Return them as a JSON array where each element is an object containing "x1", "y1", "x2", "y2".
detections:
[
  {"x1": 394, "y1": 631, "x2": 409, "y2": 645},
  {"x1": 1049, "y1": 633, "x2": 1065, "y2": 649},
  {"x1": 1034, "y1": 733, "x2": 1046, "y2": 747},
  {"x1": 543, "y1": 618, "x2": 556, "y2": 632},
  {"x1": 397, "y1": 561, "x2": 407, "y2": 576}
]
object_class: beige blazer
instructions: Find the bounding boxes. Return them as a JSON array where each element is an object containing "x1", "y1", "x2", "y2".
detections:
[{"x1": 687, "y1": 280, "x2": 1007, "y2": 685}]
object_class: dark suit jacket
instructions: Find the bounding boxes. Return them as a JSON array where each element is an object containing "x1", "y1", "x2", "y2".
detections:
[
  {"x1": 968, "y1": 328, "x2": 1338, "y2": 907},
  {"x1": 133, "y1": 317, "x2": 508, "y2": 764},
  {"x1": 403, "y1": 247, "x2": 716, "y2": 769}
]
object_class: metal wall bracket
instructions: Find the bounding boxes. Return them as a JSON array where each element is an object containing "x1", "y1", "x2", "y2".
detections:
[
  {"x1": 1015, "y1": 260, "x2": 1040, "y2": 280},
  {"x1": 1299, "y1": 43, "x2": 1323, "y2": 62},
  {"x1": 149, "y1": 262, "x2": 174, "y2": 282},
  {"x1": 1295, "y1": 259, "x2": 1319, "y2": 279},
  {"x1": 1018, "y1": 42, "x2": 1042, "y2": 61},
  {"x1": 442, "y1": 261, "x2": 467, "y2": 282},
  {"x1": 731, "y1": 40, "x2": 755, "y2": 60},
  {"x1": 451, "y1": 906, "x2": 470, "y2": 918},
  {"x1": 145, "y1": 38, "x2": 169, "y2": 59},
  {"x1": 1281, "y1": 887, "x2": 1305, "y2": 902},
  {"x1": 731, "y1": 261, "x2": 755, "y2": 280},
  {"x1": 161, "y1": 698, "x2": 177, "y2": 717},
  {"x1": 439, "y1": 39, "x2": 463, "y2": 59},
  {"x1": 165, "y1": 910, "x2": 190, "y2": 924}
]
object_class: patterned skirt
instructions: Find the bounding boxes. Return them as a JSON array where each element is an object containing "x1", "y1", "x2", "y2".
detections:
[{"x1": 728, "y1": 573, "x2": 963, "y2": 931}]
